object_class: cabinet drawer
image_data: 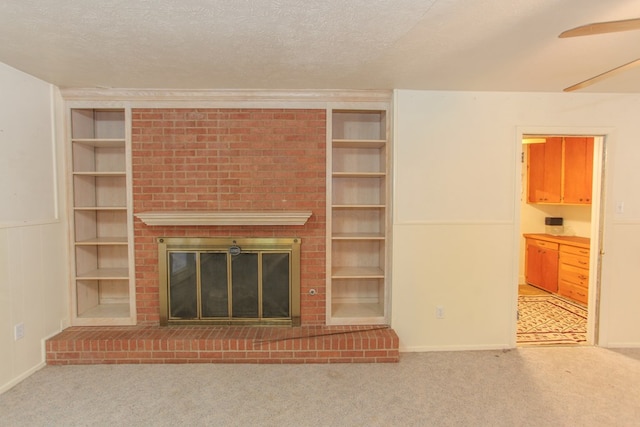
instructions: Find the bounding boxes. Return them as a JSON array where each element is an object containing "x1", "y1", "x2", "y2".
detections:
[
  {"x1": 559, "y1": 263, "x2": 589, "y2": 287},
  {"x1": 558, "y1": 280, "x2": 589, "y2": 305},
  {"x1": 559, "y1": 252, "x2": 589, "y2": 269},
  {"x1": 560, "y1": 244, "x2": 589, "y2": 257},
  {"x1": 528, "y1": 239, "x2": 559, "y2": 250}
]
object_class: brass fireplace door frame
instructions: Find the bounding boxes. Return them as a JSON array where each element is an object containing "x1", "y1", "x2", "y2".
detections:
[{"x1": 158, "y1": 237, "x2": 301, "y2": 326}]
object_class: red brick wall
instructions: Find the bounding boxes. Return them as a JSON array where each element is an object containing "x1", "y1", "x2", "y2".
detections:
[{"x1": 131, "y1": 108, "x2": 326, "y2": 325}]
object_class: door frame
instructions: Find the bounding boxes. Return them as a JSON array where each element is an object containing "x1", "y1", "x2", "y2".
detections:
[{"x1": 513, "y1": 126, "x2": 612, "y2": 346}]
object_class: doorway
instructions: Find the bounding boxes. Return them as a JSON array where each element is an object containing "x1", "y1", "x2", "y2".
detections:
[{"x1": 515, "y1": 131, "x2": 606, "y2": 346}]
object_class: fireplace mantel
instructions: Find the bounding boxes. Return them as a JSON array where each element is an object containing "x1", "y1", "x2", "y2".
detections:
[{"x1": 135, "y1": 211, "x2": 312, "y2": 226}]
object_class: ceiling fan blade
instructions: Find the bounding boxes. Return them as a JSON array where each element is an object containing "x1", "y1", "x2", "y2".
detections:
[
  {"x1": 559, "y1": 17, "x2": 640, "y2": 38},
  {"x1": 563, "y1": 58, "x2": 640, "y2": 92}
]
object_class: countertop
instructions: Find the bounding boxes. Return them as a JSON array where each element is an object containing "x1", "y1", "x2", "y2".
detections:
[{"x1": 523, "y1": 233, "x2": 590, "y2": 249}]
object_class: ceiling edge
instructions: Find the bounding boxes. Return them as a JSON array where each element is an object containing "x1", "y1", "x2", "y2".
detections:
[{"x1": 59, "y1": 88, "x2": 393, "y2": 107}]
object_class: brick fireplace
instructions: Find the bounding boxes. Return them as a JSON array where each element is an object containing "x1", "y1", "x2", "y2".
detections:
[
  {"x1": 131, "y1": 108, "x2": 327, "y2": 326},
  {"x1": 46, "y1": 107, "x2": 399, "y2": 364}
]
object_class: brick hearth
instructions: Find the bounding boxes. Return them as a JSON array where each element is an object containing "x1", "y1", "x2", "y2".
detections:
[{"x1": 46, "y1": 325, "x2": 399, "y2": 364}]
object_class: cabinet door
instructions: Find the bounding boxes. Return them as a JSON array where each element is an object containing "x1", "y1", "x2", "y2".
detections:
[
  {"x1": 563, "y1": 137, "x2": 594, "y2": 204},
  {"x1": 541, "y1": 247, "x2": 559, "y2": 293},
  {"x1": 527, "y1": 137, "x2": 562, "y2": 203},
  {"x1": 525, "y1": 239, "x2": 559, "y2": 293},
  {"x1": 525, "y1": 241, "x2": 543, "y2": 287}
]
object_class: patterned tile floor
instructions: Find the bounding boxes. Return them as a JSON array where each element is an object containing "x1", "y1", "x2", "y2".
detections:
[{"x1": 517, "y1": 285, "x2": 587, "y2": 345}]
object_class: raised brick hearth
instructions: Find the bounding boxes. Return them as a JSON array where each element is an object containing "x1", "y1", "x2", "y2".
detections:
[{"x1": 46, "y1": 325, "x2": 399, "y2": 364}]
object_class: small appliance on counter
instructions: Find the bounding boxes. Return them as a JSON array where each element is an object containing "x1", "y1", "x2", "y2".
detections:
[{"x1": 545, "y1": 217, "x2": 564, "y2": 235}]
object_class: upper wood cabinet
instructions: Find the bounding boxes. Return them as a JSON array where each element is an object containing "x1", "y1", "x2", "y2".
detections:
[
  {"x1": 527, "y1": 136, "x2": 594, "y2": 205},
  {"x1": 528, "y1": 137, "x2": 562, "y2": 203},
  {"x1": 563, "y1": 137, "x2": 594, "y2": 204}
]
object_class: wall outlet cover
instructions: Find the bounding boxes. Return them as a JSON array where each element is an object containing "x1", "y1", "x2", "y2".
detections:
[{"x1": 14, "y1": 323, "x2": 25, "y2": 340}]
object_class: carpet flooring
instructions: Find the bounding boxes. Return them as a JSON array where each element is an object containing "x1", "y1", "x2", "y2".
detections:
[
  {"x1": 517, "y1": 294, "x2": 587, "y2": 345},
  {"x1": 3, "y1": 347, "x2": 640, "y2": 426}
]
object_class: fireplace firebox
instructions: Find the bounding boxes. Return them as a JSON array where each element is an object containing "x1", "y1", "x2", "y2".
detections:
[{"x1": 158, "y1": 237, "x2": 301, "y2": 326}]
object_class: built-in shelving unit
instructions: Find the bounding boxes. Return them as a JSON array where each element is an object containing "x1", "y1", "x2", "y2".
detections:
[
  {"x1": 68, "y1": 108, "x2": 136, "y2": 325},
  {"x1": 328, "y1": 109, "x2": 391, "y2": 325}
]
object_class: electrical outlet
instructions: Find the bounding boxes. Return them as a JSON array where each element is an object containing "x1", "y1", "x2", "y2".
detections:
[
  {"x1": 616, "y1": 201, "x2": 625, "y2": 214},
  {"x1": 436, "y1": 306, "x2": 445, "y2": 319},
  {"x1": 14, "y1": 323, "x2": 25, "y2": 340}
]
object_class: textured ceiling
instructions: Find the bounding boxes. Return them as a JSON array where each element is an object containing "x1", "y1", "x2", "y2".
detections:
[{"x1": 2, "y1": 0, "x2": 640, "y2": 92}]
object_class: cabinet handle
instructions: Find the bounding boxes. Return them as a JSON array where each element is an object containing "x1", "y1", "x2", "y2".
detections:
[{"x1": 579, "y1": 260, "x2": 587, "y2": 265}]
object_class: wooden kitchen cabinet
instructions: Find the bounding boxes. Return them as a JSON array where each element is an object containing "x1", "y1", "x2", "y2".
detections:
[
  {"x1": 527, "y1": 136, "x2": 594, "y2": 205},
  {"x1": 528, "y1": 137, "x2": 562, "y2": 203},
  {"x1": 563, "y1": 137, "x2": 594, "y2": 204},
  {"x1": 525, "y1": 237, "x2": 559, "y2": 293},
  {"x1": 524, "y1": 234, "x2": 590, "y2": 305},
  {"x1": 558, "y1": 244, "x2": 590, "y2": 304}
]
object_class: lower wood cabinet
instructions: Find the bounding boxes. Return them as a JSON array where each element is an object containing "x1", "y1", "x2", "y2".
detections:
[
  {"x1": 558, "y1": 244, "x2": 590, "y2": 305},
  {"x1": 525, "y1": 238, "x2": 558, "y2": 293},
  {"x1": 524, "y1": 234, "x2": 590, "y2": 305}
]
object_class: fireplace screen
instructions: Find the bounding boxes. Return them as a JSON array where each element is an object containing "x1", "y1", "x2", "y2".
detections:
[{"x1": 158, "y1": 237, "x2": 300, "y2": 326}]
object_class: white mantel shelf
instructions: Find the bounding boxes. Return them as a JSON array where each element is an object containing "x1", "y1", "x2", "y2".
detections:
[{"x1": 135, "y1": 211, "x2": 312, "y2": 226}]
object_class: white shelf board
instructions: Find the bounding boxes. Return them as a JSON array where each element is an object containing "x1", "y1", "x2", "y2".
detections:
[
  {"x1": 332, "y1": 204, "x2": 385, "y2": 209},
  {"x1": 332, "y1": 266, "x2": 385, "y2": 278},
  {"x1": 74, "y1": 206, "x2": 127, "y2": 211},
  {"x1": 75, "y1": 237, "x2": 129, "y2": 245},
  {"x1": 332, "y1": 172, "x2": 386, "y2": 178},
  {"x1": 76, "y1": 268, "x2": 129, "y2": 279},
  {"x1": 332, "y1": 139, "x2": 386, "y2": 148},
  {"x1": 330, "y1": 302, "x2": 386, "y2": 324},
  {"x1": 73, "y1": 171, "x2": 126, "y2": 176},
  {"x1": 332, "y1": 232, "x2": 385, "y2": 240},
  {"x1": 72, "y1": 138, "x2": 126, "y2": 147},
  {"x1": 77, "y1": 302, "x2": 131, "y2": 319}
]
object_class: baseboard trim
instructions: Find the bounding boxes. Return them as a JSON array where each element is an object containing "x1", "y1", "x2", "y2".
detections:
[
  {"x1": 400, "y1": 343, "x2": 514, "y2": 352},
  {"x1": 0, "y1": 362, "x2": 46, "y2": 395}
]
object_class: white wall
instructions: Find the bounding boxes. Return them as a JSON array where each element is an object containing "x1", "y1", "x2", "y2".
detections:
[
  {"x1": 0, "y1": 63, "x2": 68, "y2": 393},
  {"x1": 392, "y1": 89, "x2": 640, "y2": 351},
  {"x1": 0, "y1": 65, "x2": 57, "y2": 223}
]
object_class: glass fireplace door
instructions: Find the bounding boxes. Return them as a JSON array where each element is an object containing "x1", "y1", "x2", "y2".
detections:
[{"x1": 166, "y1": 249, "x2": 291, "y2": 324}]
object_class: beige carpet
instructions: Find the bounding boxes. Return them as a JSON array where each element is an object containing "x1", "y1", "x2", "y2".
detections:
[
  {"x1": 1, "y1": 347, "x2": 640, "y2": 426},
  {"x1": 517, "y1": 294, "x2": 587, "y2": 345}
]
